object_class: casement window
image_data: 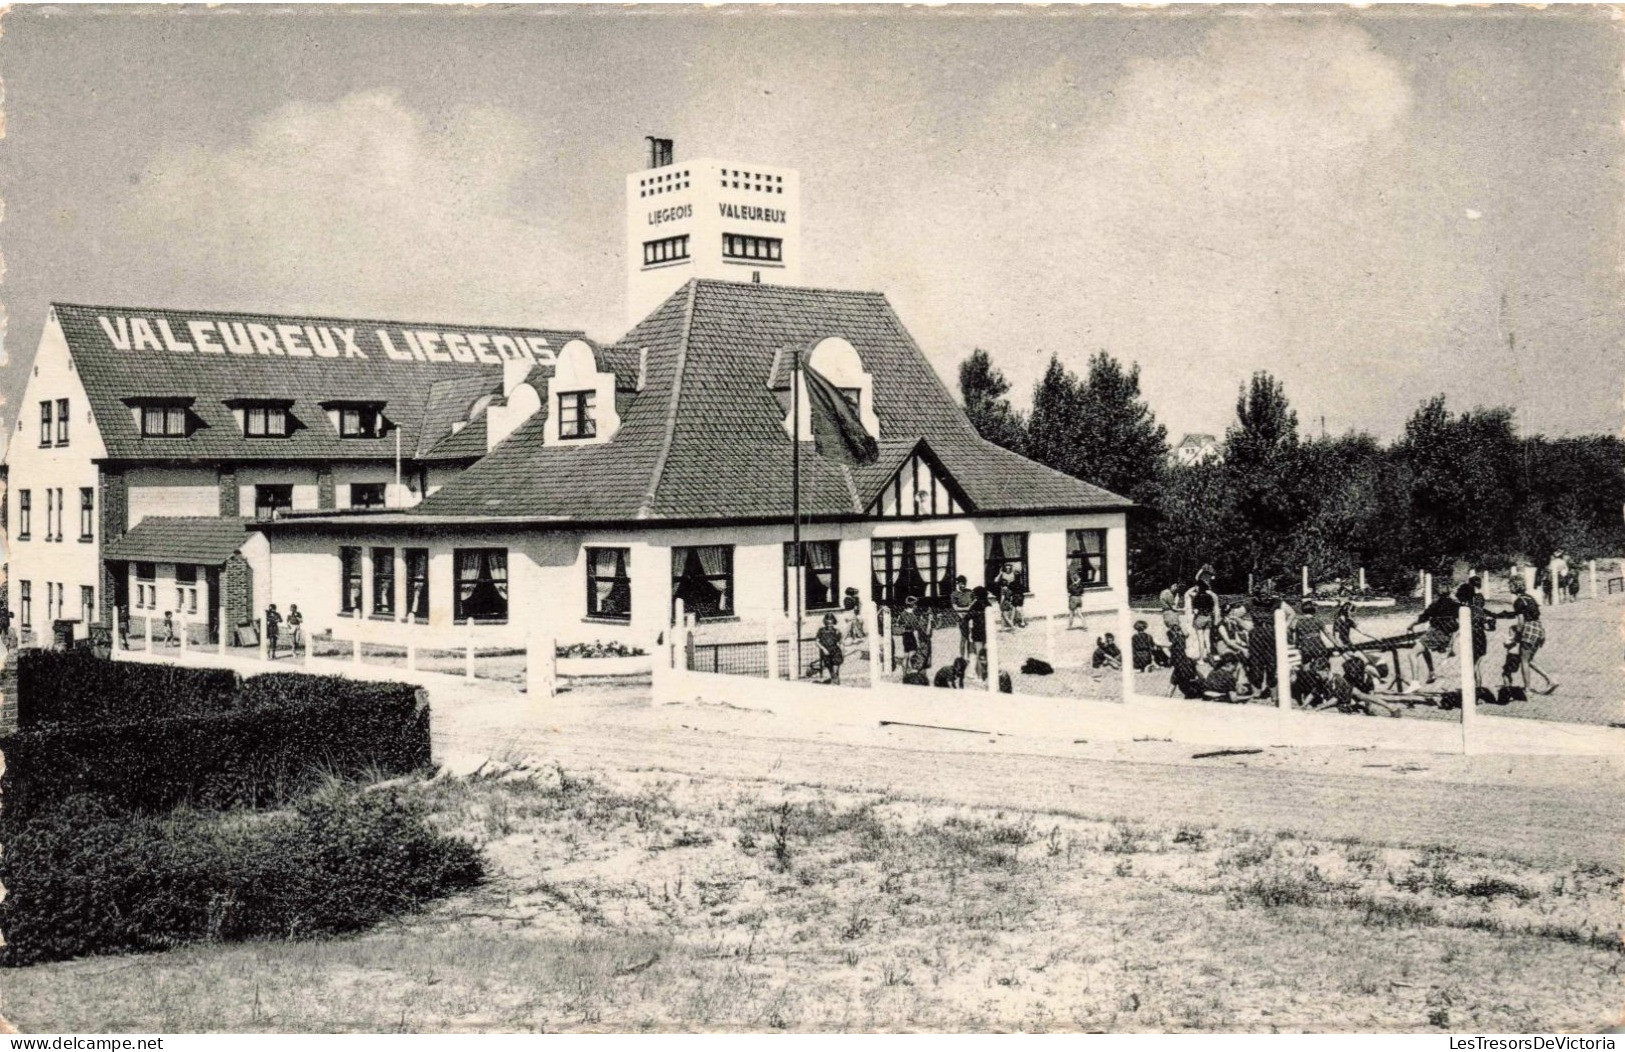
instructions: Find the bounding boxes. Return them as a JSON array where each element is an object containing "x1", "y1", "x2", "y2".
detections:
[
  {"x1": 454, "y1": 549, "x2": 509, "y2": 622},
  {"x1": 404, "y1": 548, "x2": 430, "y2": 621},
  {"x1": 983, "y1": 533, "x2": 1029, "y2": 594},
  {"x1": 350, "y1": 482, "x2": 387, "y2": 509},
  {"x1": 557, "y1": 391, "x2": 597, "y2": 440},
  {"x1": 870, "y1": 536, "x2": 956, "y2": 606},
  {"x1": 642, "y1": 235, "x2": 690, "y2": 266},
  {"x1": 176, "y1": 564, "x2": 198, "y2": 616},
  {"x1": 79, "y1": 488, "x2": 94, "y2": 541},
  {"x1": 39, "y1": 401, "x2": 51, "y2": 447},
  {"x1": 55, "y1": 399, "x2": 69, "y2": 446},
  {"x1": 134, "y1": 562, "x2": 156, "y2": 611},
  {"x1": 340, "y1": 546, "x2": 363, "y2": 615},
  {"x1": 586, "y1": 547, "x2": 631, "y2": 620},
  {"x1": 671, "y1": 545, "x2": 734, "y2": 621},
  {"x1": 784, "y1": 540, "x2": 840, "y2": 612},
  {"x1": 722, "y1": 234, "x2": 783, "y2": 262},
  {"x1": 255, "y1": 484, "x2": 293, "y2": 522},
  {"x1": 44, "y1": 488, "x2": 63, "y2": 542},
  {"x1": 19, "y1": 581, "x2": 30, "y2": 628},
  {"x1": 243, "y1": 405, "x2": 289, "y2": 438},
  {"x1": 338, "y1": 405, "x2": 383, "y2": 439},
  {"x1": 1066, "y1": 529, "x2": 1109, "y2": 590},
  {"x1": 372, "y1": 548, "x2": 396, "y2": 617},
  {"x1": 18, "y1": 490, "x2": 30, "y2": 540},
  {"x1": 141, "y1": 405, "x2": 189, "y2": 438}
]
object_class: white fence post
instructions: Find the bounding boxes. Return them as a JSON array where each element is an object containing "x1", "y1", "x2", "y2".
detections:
[
  {"x1": 219, "y1": 605, "x2": 227, "y2": 655},
  {"x1": 406, "y1": 641, "x2": 417, "y2": 672},
  {"x1": 1588, "y1": 559, "x2": 1598, "y2": 600},
  {"x1": 527, "y1": 632, "x2": 555, "y2": 700},
  {"x1": 1301, "y1": 566, "x2": 1310, "y2": 599},
  {"x1": 178, "y1": 619, "x2": 188, "y2": 655},
  {"x1": 1274, "y1": 607, "x2": 1291, "y2": 710},
  {"x1": 883, "y1": 606, "x2": 895, "y2": 672},
  {"x1": 868, "y1": 606, "x2": 883, "y2": 689},
  {"x1": 1523, "y1": 565, "x2": 1537, "y2": 596},
  {"x1": 1044, "y1": 612, "x2": 1057, "y2": 672},
  {"x1": 1358, "y1": 567, "x2": 1367, "y2": 593},
  {"x1": 353, "y1": 635, "x2": 363, "y2": 667},
  {"x1": 765, "y1": 618, "x2": 780, "y2": 681},
  {"x1": 1424, "y1": 572, "x2": 1434, "y2": 611},
  {"x1": 984, "y1": 603, "x2": 999, "y2": 694},
  {"x1": 464, "y1": 634, "x2": 476, "y2": 678},
  {"x1": 146, "y1": 616, "x2": 154, "y2": 654},
  {"x1": 1118, "y1": 606, "x2": 1135, "y2": 703},
  {"x1": 1458, "y1": 605, "x2": 1477, "y2": 755}
]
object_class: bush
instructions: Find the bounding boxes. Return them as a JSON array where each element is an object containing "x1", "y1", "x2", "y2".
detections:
[
  {"x1": 0, "y1": 786, "x2": 482, "y2": 967},
  {"x1": 2, "y1": 673, "x2": 430, "y2": 824},
  {"x1": 555, "y1": 640, "x2": 648, "y2": 659},
  {"x1": 16, "y1": 650, "x2": 240, "y2": 728}
]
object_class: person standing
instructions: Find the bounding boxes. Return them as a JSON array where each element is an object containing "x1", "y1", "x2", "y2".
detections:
[
  {"x1": 1065, "y1": 564, "x2": 1089, "y2": 631},
  {"x1": 1548, "y1": 550, "x2": 1570, "y2": 605},
  {"x1": 264, "y1": 603, "x2": 282, "y2": 660},
  {"x1": 816, "y1": 613, "x2": 844, "y2": 685},
  {"x1": 287, "y1": 603, "x2": 304, "y2": 657},
  {"x1": 951, "y1": 575, "x2": 975, "y2": 658},
  {"x1": 1190, "y1": 581, "x2": 1218, "y2": 660},
  {"x1": 1509, "y1": 579, "x2": 1556, "y2": 694},
  {"x1": 1245, "y1": 579, "x2": 1283, "y2": 698},
  {"x1": 1409, "y1": 587, "x2": 1462, "y2": 685}
]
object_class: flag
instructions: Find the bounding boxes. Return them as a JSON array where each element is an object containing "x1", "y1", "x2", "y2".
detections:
[{"x1": 801, "y1": 364, "x2": 879, "y2": 465}]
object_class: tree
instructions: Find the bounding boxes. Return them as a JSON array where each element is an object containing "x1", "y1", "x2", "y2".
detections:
[
  {"x1": 1393, "y1": 396, "x2": 1522, "y2": 573},
  {"x1": 1222, "y1": 372, "x2": 1307, "y2": 580},
  {"x1": 1022, "y1": 351, "x2": 1168, "y2": 503},
  {"x1": 957, "y1": 348, "x2": 1026, "y2": 453}
]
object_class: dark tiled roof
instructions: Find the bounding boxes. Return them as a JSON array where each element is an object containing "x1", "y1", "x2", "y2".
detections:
[
  {"x1": 102, "y1": 516, "x2": 251, "y2": 565},
  {"x1": 408, "y1": 280, "x2": 1129, "y2": 523},
  {"x1": 414, "y1": 374, "x2": 503, "y2": 458},
  {"x1": 51, "y1": 303, "x2": 582, "y2": 463}
]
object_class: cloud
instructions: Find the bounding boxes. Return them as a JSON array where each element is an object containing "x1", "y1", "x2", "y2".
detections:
[
  {"x1": 877, "y1": 19, "x2": 1429, "y2": 438},
  {"x1": 119, "y1": 90, "x2": 600, "y2": 328}
]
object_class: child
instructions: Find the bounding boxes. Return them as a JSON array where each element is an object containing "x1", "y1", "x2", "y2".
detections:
[
  {"x1": 1499, "y1": 621, "x2": 1525, "y2": 699},
  {"x1": 842, "y1": 587, "x2": 866, "y2": 642},
  {"x1": 816, "y1": 613, "x2": 844, "y2": 684},
  {"x1": 1091, "y1": 633, "x2": 1123, "y2": 670},
  {"x1": 1131, "y1": 620, "x2": 1157, "y2": 672},
  {"x1": 933, "y1": 656, "x2": 967, "y2": 689},
  {"x1": 287, "y1": 603, "x2": 304, "y2": 655},
  {"x1": 901, "y1": 651, "x2": 930, "y2": 686},
  {"x1": 162, "y1": 611, "x2": 177, "y2": 647}
]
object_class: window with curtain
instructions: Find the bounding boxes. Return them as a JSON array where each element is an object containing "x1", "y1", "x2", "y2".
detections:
[
  {"x1": 18, "y1": 490, "x2": 30, "y2": 540},
  {"x1": 586, "y1": 547, "x2": 632, "y2": 620},
  {"x1": 56, "y1": 399, "x2": 69, "y2": 445},
  {"x1": 79, "y1": 488, "x2": 94, "y2": 541},
  {"x1": 455, "y1": 548, "x2": 509, "y2": 622},
  {"x1": 1066, "y1": 529, "x2": 1109, "y2": 590},
  {"x1": 140, "y1": 405, "x2": 188, "y2": 438},
  {"x1": 870, "y1": 536, "x2": 955, "y2": 605},
  {"x1": 39, "y1": 401, "x2": 51, "y2": 447},
  {"x1": 405, "y1": 549, "x2": 430, "y2": 620},
  {"x1": 20, "y1": 581, "x2": 30, "y2": 627},
  {"x1": 784, "y1": 541, "x2": 839, "y2": 612},
  {"x1": 340, "y1": 546, "x2": 362, "y2": 615},
  {"x1": 983, "y1": 532, "x2": 1029, "y2": 593},
  {"x1": 372, "y1": 548, "x2": 396, "y2": 616},
  {"x1": 671, "y1": 545, "x2": 733, "y2": 621}
]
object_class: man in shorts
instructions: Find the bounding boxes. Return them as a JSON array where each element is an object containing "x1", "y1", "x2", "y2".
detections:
[
  {"x1": 1066, "y1": 564, "x2": 1090, "y2": 630},
  {"x1": 1190, "y1": 581, "x2": 1218, "y2": 660},
  {"x1": 951, "y1": 575, "x2": 976, "y2": 658}
]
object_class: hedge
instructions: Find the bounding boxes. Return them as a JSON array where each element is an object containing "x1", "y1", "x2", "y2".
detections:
[
  {"x1": 0, "y1": 786, "x2": 483, "y2": 967},
  {"x1": 16, "y1": 650, "x2": 240, "y2": 728},
  {"x1": 2, "y1": 673, "x2": 430, "y2": 825}
]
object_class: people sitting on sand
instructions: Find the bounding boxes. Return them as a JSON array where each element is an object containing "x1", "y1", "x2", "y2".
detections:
[
  {"x1": 901, "y1": 651, "x2": 930, "y2": 686},
  {"x1": 1130, "y1": 620, "x2": 1168, "y2": 672},
  {"x1": 934, "y1": 656, "x2": 967, "y2": 689},
  {"x1": 1212, "y1": 604, "x2": 1249, "y2": 661},
  {"x1": 1091, "y1": 633, "x2": 1122, "y2": 670},
  {"x1": 1325, "y1": 656, "x2": 1406, "y2": 718}
]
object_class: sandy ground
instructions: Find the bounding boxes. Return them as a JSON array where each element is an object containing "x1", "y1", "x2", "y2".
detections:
[{"x1": 431, "y1": 678, "x2": 1625, "y2": 870}]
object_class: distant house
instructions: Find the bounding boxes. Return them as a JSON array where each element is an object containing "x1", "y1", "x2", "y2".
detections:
[{"x1": 1172, "y1": 433, "x2": 1222, "y2": 467}]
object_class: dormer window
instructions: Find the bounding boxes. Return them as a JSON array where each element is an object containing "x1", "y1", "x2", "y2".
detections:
[
  {"x1": 140, "y1": 404, "x2": 189, "y2": 438},
  {"x1": 319, "y1": 400, "x2": 387, "y2": 439},
  {"x1": 558, "y1": 391, "x2": 597, "y2": 440},
  {"x1": 340, "y1": 406, "x2": 382, "y2": 438},
  {"x1": 244, "y1": 405, "x2": 289, "y2": 438}
]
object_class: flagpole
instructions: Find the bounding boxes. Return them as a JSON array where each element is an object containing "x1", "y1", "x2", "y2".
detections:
[{"x1": 792, "y1": 344, "x2": 804, "y2": 672}]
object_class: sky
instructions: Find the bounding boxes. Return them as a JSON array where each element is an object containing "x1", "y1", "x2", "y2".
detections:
[{"x1": 0, "y1": 5, "x2": 1621, "y2": 445}]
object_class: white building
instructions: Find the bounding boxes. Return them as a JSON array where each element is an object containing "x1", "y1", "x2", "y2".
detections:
[
  {"x1": 2, "y1": 304, "x2": 580, "y2": 645},
  {"x1": 1173, "y1": 432, "x2": 1222, "y2": 467},
  {"x1": 625, "y1": 138, "x2": 801, "y2": 325},
  {"x1": 5, "y1": 144, "x2": 1132, "y2": 655}
]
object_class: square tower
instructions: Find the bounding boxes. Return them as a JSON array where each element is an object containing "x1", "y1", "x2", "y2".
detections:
[{"x1": 626, "y1": 145, "x2": 802, "y2": 325}]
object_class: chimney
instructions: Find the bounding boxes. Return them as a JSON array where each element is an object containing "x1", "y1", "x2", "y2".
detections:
[{"x1": 646, "y1": 136, "x2": 674, "y2": 169}]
